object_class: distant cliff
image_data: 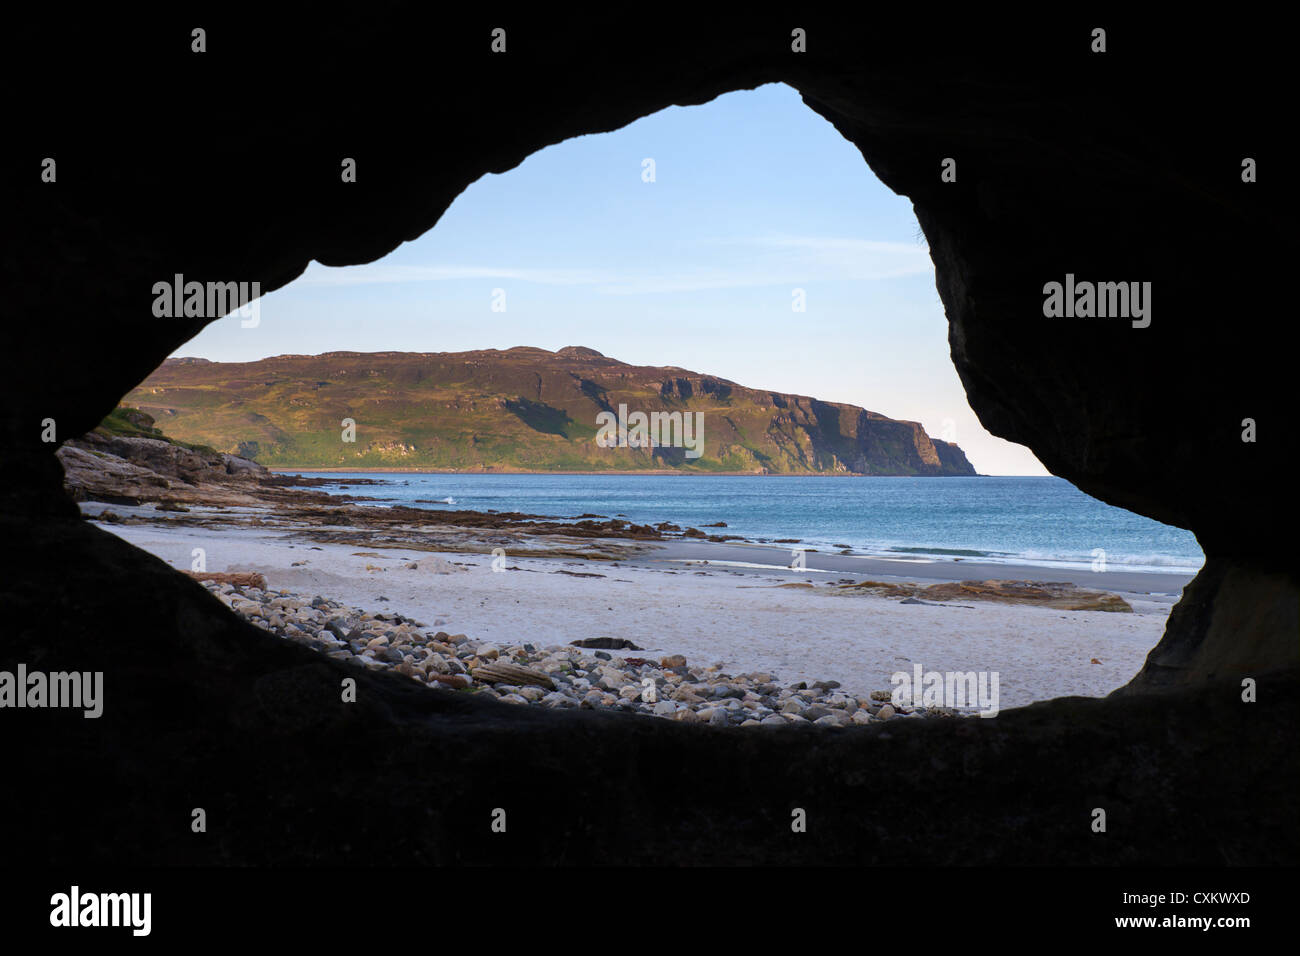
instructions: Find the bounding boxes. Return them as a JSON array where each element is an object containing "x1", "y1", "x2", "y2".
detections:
[{"x1": 121, "y1": 347, "x2": 979, "y2": 475}]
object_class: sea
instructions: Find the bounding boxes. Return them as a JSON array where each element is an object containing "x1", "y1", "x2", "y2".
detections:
[{"x1": 288, "y1": 473, "x2": 1204, "y2": 575}]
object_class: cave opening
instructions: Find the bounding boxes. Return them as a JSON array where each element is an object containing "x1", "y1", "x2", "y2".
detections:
[{"x1": 67, "y1": 84, "x2": 1205, "y2": 715}]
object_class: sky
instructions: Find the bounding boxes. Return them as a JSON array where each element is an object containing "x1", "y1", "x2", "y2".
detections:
[{"x1": 173, "y1": 82, "x2": 1046, "y2": 476}]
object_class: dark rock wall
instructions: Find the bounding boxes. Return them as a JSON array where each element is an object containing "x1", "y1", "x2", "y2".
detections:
[{"x1": 2, "y1": 10, "x2": 1294, "y2": 864}]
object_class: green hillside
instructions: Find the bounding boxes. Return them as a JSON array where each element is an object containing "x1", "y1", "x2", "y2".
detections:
[{"x1": 121, "y1": 346, "x2": 978, "y2": 475}]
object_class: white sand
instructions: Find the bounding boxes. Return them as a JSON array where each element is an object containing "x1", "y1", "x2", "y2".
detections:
[{"x1": 99, "y1": 519, "x2": 1180, "y2": 710}]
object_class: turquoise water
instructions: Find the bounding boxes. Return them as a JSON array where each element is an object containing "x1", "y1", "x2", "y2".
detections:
[{"x1": 292, "y1": 473, "x2": 1205, "y2": 574}]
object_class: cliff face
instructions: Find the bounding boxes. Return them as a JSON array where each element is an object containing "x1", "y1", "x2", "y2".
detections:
[{"x1": 125, "y1": 347, "x2": 978, "y2": 475}]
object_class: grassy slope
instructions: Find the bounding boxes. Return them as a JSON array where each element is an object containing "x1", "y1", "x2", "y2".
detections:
[
  {"x1": 120, "y1": 348, "x2": 977, "y2": 475},
  {"x1": 94, "y1": 405, "x2": 221, "y2": 456}
]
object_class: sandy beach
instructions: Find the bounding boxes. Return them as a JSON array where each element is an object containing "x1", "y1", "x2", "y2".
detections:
[{"x1": 89, "y1": 502, "x2": 1193, "y2": 710}]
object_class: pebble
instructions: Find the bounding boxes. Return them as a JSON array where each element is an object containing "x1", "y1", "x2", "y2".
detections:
[{"x1": 202, "y1": 581, "x2": 966, "y2": 727}]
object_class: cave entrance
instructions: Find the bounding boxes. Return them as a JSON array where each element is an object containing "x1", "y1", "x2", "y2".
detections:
[{"x1": 70, "y1": 83, "x2": 1203, "y2": 716}]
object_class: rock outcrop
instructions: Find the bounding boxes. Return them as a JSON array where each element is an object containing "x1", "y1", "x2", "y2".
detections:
[
  {"x1": 836, "y1": 578, "x2": 1134, "y2": 612},
  {"x1": 57, "y1": 410, "x2": 272, "y2": 507}
]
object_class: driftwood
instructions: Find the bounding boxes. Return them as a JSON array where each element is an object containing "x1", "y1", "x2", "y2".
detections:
[
  {"x1": 470, "y1": 662, "x2": 555, "y2": 690},
  {"x1": 185, "y1": 571, "x2": 268, "y2": 589}
]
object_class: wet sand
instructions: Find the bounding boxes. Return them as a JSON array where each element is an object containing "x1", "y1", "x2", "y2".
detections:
[{"x1": 640, "y1": 538, "x2": 1196, "y2": 599}]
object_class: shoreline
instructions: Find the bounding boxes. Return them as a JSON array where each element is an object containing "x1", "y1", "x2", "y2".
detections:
[
  {"x1": 269, "y1": 467, "x2": 996, "y2": 477},
  {"x1": 261, "y1": 474, "x2": 1204, "y2": 581},
  {"x1": 640, "y1": 538, "x2": 1196, "y2": 598},
  {"x1": 88, "y1": 498, "x2": 1187, "y2": 709},
  {"x1": 66, "y1": 438, "x2": 1196, "y2": 709}
]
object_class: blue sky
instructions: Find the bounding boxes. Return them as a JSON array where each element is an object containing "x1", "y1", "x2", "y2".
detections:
[{"x1": 175, "y1": 82, "x2": 1046, "y2": 475}]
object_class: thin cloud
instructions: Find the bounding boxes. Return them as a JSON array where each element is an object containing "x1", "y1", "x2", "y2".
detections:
[
  {"x1": 293, "y1": 234, "x2": 932, "y2": 295},
  {"x1": 296, "y1": 263, "x2": 613, "y2": 287}
]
